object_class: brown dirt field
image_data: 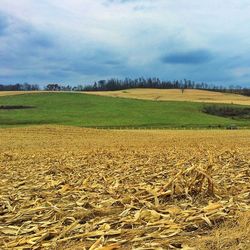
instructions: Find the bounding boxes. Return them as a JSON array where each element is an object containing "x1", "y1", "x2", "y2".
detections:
[
  {"x1": 85, "y1": 89, "x2": 250, "y2": 106},
  {"x1": 0, "y1": 127, "x2": 249, "y2": 249}
]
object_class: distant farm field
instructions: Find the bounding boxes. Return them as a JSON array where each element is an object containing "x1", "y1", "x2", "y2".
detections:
[
  {"x1": 0, "y1": 92, "x2": 250, "y2": 128},
  {"x1": 85, "y1": 88, "x2": 250, "y2": 106},
  {"x1": 0, "y1": 126, "x2": 249, "y2": 249},
  {"x1": 1, "y1": 89, "x2": 250, "y2": 106},
  {"x1": 0, "y1": 91, "x2": 49, "y2": 97}
]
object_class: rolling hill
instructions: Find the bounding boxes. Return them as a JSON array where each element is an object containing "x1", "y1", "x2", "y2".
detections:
[
  {"x1": 0, "y1": 92, "x2": 249, "y2": 128},
  {"x1": 85, "y1": 88, "x2": 250, "y2": 106},
  {"x1": 1, "y1": 89, "x2": 250, "y2": 106}
]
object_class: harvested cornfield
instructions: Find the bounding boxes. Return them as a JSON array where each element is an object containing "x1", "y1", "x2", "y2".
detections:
[
  {"x1": 85, "y1": 89, "x2": 250, "y2": 106},
  {"x1": 0, "y1": 127, "x2": 249, "y2": 249}
]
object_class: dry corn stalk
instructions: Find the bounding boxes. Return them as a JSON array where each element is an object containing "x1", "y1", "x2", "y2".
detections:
[
  {"x1": 162, "y1": 164, "x2": 215, "y2": 197},
  {"x1": 0, "y1": 126, "x2": 249, "y2": 249}
]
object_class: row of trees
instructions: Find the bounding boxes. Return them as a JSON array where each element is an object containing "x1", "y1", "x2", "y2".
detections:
[
  {"x1": 0, "y1": 83, "x2": 39, "y2": 91},
  {"x1": 83, "y1": 78, "x2": 250, "y2": 96},
  {"x1": 1, "y1": 79, "x2": 250, "y2": 96},
  {"x1": 84, "y1": 78, "x2": 227, "y2": 91},
  {"x1": 0, "y1": 83, "x2": 84, "y2": 92}
]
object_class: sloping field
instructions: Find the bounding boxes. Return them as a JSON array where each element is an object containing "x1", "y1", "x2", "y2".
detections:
[
  {"x1": 0, "y1": 126, "x2": 249, "y2": 249},
  {"x1": 85, "y1": 89, "x2": 250, "y2": 106},
  {"x1": 1, "y1": 93, "x2": 250, "y2": 128},
  {"x1": 1, "y1": 89, "x2": 250, "y2": 106},
  {"x1": 0, "y1": 91, "x2": 47, "y2": 97}
]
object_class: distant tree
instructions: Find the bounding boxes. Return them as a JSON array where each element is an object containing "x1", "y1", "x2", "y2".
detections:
[{"x1": 45, "y1": 84, "x2": 61, "y2": 91}]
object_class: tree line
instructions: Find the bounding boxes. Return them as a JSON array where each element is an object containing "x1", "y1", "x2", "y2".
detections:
[
  {"x1": 0, "y1": 78, "x2": 249, "y2": 96},
  {"x1": 0, "y1": 83, "x2": 40, "y2": 91},
  {"x1": 83, "y1": 78, "x2": 238, "y2": 92}
]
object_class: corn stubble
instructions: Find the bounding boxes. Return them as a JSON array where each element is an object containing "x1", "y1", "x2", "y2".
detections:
[{"x1": 0, "y1": 127, "x2": 249, "y2": 249}]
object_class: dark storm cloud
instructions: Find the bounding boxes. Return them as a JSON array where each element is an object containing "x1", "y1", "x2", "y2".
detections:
[
  {"x1": 161, "y1": 50, "x2": 213, "y2": 65},
  {"x1": 28, "y1": 34, "x2": 55, "y2": 49},
  {"x1": 0, "y1": 11, "x2": 127, "y2": 84},
  {"x1": 62, "y1": 49, "x2": 127, "y2": 77},
  {"x1": 0, "y1": 12, "x2": 9, "y2": 36},
  {"x1": 0, "y1": 29, "x2": 56, "y2": 68}
]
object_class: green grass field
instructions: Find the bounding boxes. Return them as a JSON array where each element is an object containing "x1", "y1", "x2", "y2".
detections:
[{"x1": 0, "y1": 92, "x2": 249, "y2": 128}]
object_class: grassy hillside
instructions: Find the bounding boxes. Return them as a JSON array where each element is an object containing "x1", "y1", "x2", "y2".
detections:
[
  {"x1": 1, "y1": 89, "x2": 250, "y2": 105},
  {"x1": 0, "y1": 92, "x2": 249, "y2": 128},
  {"x1": 85, "y1": 88, "x2": 250, "y2": 106}
]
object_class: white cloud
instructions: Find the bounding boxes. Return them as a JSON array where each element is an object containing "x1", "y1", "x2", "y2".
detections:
[{"x1": 0, "y1": 0, "x2": 250, "y2": 85}]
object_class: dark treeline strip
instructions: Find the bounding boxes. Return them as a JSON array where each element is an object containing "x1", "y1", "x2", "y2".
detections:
[
  {"x1": 0, "y1": 78, "x2": 250, "y2": 96},
  {"x1": 0, "y1": 83, "x2": 40, "y2": 91},
  {"x1": 83, "y1": 78, "x2": 250, "y2": 96}
]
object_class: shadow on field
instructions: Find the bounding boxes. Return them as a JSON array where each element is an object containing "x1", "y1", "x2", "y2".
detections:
[{"x1": 0, "y1": 105, "x2": 35, "y2": 110}]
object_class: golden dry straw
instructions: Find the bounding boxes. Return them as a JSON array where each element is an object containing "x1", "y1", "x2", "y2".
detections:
[{"x1": 0, "y1": 127, "x2": 249, "y2": 249}]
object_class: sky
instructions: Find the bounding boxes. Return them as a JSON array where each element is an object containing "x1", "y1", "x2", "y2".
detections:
[{"x1": 0, "y1": 0, "x2": 250, "y2": 86}]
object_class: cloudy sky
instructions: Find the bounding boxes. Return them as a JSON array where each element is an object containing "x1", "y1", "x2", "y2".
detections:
[{"x1": 0, "y1": 0, "x2": 250, "y2": 86}]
